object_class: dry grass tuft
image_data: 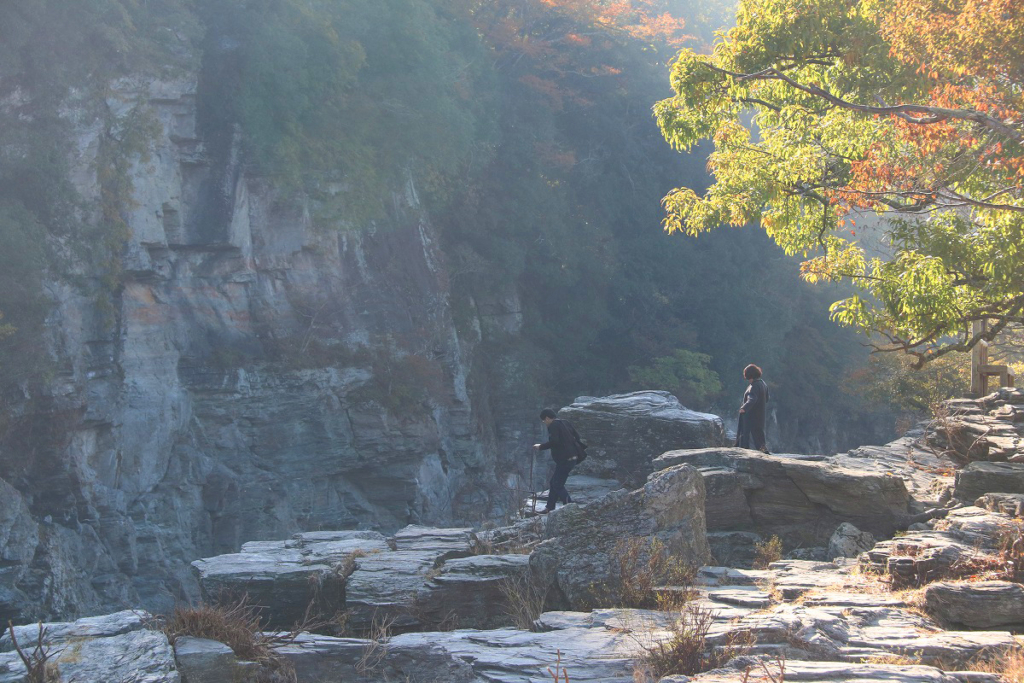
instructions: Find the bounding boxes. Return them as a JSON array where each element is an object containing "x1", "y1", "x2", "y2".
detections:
[
  {"x1": 161, "y1": 596, "x2": 297, "y2": 682},
  {"x1": 753, "y1": 536, "x2": 783, "y2": 570},
  {"x1": 356, "y1": 612, "x2": 396, "y2": 674},
  {"x1": 499, "y1": 573, "x2": 546, "y2": 630},
  {"x1": 740, "y1": 655, "x2": 787, "y2": 683},
  {"x1": 967, "y1": 646, "x2": 1024, "y2": 683}
]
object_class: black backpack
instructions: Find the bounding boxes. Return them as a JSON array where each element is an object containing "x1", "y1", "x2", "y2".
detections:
[{"x1": 567, "y1": 421, "x2": 588, "y2": 463}]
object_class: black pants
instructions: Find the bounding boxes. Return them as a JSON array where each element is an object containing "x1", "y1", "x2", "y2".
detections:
[
  {"x1": 546, "y1": 459, "x2": 574, "y2": 510},
  {"x1": 736, "y1": 412, "x2": 768, "y2": 452}
]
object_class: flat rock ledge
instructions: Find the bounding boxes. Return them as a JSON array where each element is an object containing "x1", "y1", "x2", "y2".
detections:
[
  {"x1": 924, "y1": 580, "x2": 1024, "y2": 629},
  {"x1": 654, "y1": 447, "x2": 911, "y2": 550},
  {"x1": 192, "y1": 525, "x2": 532, "y2": 633},
  {"x1": 192, "y1": 529, "x2": 391, "y2": 630}
]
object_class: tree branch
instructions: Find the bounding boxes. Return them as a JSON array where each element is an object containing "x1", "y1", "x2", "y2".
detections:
[{"x1": 703, "y1": 63, "x2": 1024, "y2": 146}]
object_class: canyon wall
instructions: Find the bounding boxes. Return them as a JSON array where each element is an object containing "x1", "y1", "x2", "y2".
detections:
[{"x1": 0, "y1": 77, "x2": 529, "y2": 622}]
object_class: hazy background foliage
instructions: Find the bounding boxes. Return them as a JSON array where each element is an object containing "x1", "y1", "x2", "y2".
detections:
[{"x1": 0, "y1": 0, "x2": 968, "y2": 450}]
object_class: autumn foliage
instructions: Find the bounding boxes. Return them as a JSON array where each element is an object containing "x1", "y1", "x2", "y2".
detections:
[{"x1": 657, "y1": 0, "x2": 1024, "y2": 366}]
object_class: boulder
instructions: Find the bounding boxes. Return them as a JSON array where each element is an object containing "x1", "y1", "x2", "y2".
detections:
[
  {"x1": 859, "y1": 507, "x2": 1014, "y2": 587},
  {"x1": 0, "y1": 612, "x2": 177, "y2": 683},
  {"x1": 530, "y1": 463, "x2": 710, "y2": 609},
  {"x1": 827, "y1": 523, "x2": 875, "y2": 559},
  {"x1": 955, "y1": 462, "x2": 1024, "y2": 501},
  {"x1": 53, "y1": 630, "x2": 179, "y2": 683},
  {"x1": 654, "y1": 448, "x2": 910, "y2": 546},
  {"x1": 343, "y1": 525, "x2": 488, "y2": 632},
  {"x1": 391, "y1": 526, "x2": 474, "y2": 554},
  {"x1": 1, "y1": 610, "x2": 148, "y2": 652},
  {"x1": 924, "y1": 581, "x2": 1024, "y2": 629},
  {"x1": 194, "y1": 526, "x2": 533, "y2": 635},
  {"x1": 343, "y1": 550, "x2": 441, "y2": 632},
  {"x1": 559, "y1": 392, "x2": 724, "y2": 486}
]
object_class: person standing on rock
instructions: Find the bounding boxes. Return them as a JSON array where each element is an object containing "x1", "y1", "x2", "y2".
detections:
[
  {"x1": 736, "y1": 364, "x2": 770, "y2": 453},
  {"x1": 533, "y1": 408, "x2": 586, "y2": 513}
]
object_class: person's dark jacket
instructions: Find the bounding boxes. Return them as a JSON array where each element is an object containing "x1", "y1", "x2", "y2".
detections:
[
  {"x1": 736, "y1": 378, "x2": 770, "y2": 450},
  {"x1": 740, "y1": 378, "x2": 769, "y2": 419},
  {"x1": 538, "y1": 418, "x2": 583, "y2": 464}
]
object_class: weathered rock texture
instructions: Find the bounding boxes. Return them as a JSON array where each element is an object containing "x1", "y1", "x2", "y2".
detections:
[
  {"x1": 929, "y1": 390, "x2": 1024, "y2": 464},
  {"x1": 860, "y1": 507, "x2": 1017, "y2": 587},
  {"x1": 193, "y1": 525, "x2": 528, "y2": 633},
  {"x1": 0, "y1": 611, "x2": 178, "y2": 683},
  {"x1": 560, "y1": 391, "x2": 725, "y2": 486},
  {"x1": 0, "y1": 75, "x2": 540, "y2": 623},
  {"x1": 975, "y1": 492, "x2": 1024, "y2": 517},
  {"x1": 653, "y1": 448, "x2": 910, "y2": 550},
  {"x1": 173, "y1": 636, "x2": 255, "y2": 683},
  {"x1": 531, "y1": 463, "x2": 711, "y2": 609},
  {"x1": 191, "y1": 529, "x2": 389, "y2": 629},
  {"x1": 924, "y1": 580, "x2": 1024, "y2": 629},
  {"x1": 955, "y1": 462, "x2": 1024, "y2": 502}
]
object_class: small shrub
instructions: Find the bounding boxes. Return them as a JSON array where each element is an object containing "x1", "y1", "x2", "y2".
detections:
[
  {"x1": 547, "y1": 649, "x2": 570, "y2": 682},
  {"x1": 632, "y1": 602, "x2": 753, "y2": 681},
  {"x1": 753, "y1": 536, "x2": 783, "y2": 570},
  {"x1": 614, "y1": 537, "x2": 697, "y2": 610},
  {"x1": 6, "y1": 622, "x2": 60, "y2": 683}
]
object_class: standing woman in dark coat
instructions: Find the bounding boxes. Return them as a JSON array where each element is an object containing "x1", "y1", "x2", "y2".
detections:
[{"x1": 736, "y1": 364, "x2": 770, "y2": 453}]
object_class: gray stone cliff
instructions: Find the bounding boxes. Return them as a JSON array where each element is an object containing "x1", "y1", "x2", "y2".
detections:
[{"x1": 0, "y1": 77, "x2": 527, "y2": 622}]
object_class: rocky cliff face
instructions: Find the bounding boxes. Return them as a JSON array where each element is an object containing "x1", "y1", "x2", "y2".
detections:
[{"x1": 0, "y1": 77, "x2": 525, "y2": 622}]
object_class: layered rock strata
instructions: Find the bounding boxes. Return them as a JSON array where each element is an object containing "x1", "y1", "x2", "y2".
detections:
[
  {"x1": 531, "y1": 463, "x2": 711, "y2": 609},
  {"x1": 0, "y1": 74, "x2": 535, "y2": 623},
  {"x1": 192, "y1": 525, "x2": 528, "y2": 634},
  {"x1": 653, "y1": 447, "x2": 911, "y2": 551}
]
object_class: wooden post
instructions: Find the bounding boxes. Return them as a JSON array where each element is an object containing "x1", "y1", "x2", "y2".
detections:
[
  {"x1": 971, "y1": 320, "x2": 988, "y2": 396},
  {"x1": 970, "y1": 320, "x2": 1015, "y2": 395}
]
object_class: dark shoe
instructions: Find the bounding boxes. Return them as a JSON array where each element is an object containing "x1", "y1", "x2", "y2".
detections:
[{"x1": 540, "y1": 507, "x2": 554, "y2": 514}]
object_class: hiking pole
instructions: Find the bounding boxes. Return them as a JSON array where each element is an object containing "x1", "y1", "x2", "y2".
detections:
[{"x1": 530, "y1": 447, "x2": 537, "y2": 514}]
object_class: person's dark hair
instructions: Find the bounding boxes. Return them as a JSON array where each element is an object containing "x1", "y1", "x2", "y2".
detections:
[
  {"x1": 743, "y1": 364, "x2": 762, "y2": 380},
  {"x1": 540, "y1": 408, "x2": 557, "y2": 420}
]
